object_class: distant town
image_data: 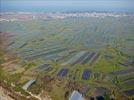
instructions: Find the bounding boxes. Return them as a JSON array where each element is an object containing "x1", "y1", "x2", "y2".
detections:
[{"x1": 1, "y1": 12, "x2": 134, "y2": 21}]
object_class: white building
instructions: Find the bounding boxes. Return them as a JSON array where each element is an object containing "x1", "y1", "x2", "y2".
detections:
[{"x1": 69, "y1": 90, "x2": 84, "y2": 100}]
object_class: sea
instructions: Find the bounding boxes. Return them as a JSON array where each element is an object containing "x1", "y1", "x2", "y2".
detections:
[{"x1": 1, "y1": 0, "x2": 134, "y2": 13}]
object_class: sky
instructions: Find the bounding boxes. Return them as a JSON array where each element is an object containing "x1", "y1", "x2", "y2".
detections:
[{"x1": 1, "y1": 0, "x2": 134, "y2": 12}]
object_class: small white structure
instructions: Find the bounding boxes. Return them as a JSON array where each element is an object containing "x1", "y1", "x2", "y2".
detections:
[
  {"x1": 69, "y1": 90, "x2": 84, "y2": 100},
  {"x1": 22, "y1": 79, "x2": 36, "y2": 91}
]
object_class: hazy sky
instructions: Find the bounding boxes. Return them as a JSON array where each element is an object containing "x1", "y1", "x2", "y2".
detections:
[{"x1": 1, "y1": 0, "x2": 134, "y2": 12}]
